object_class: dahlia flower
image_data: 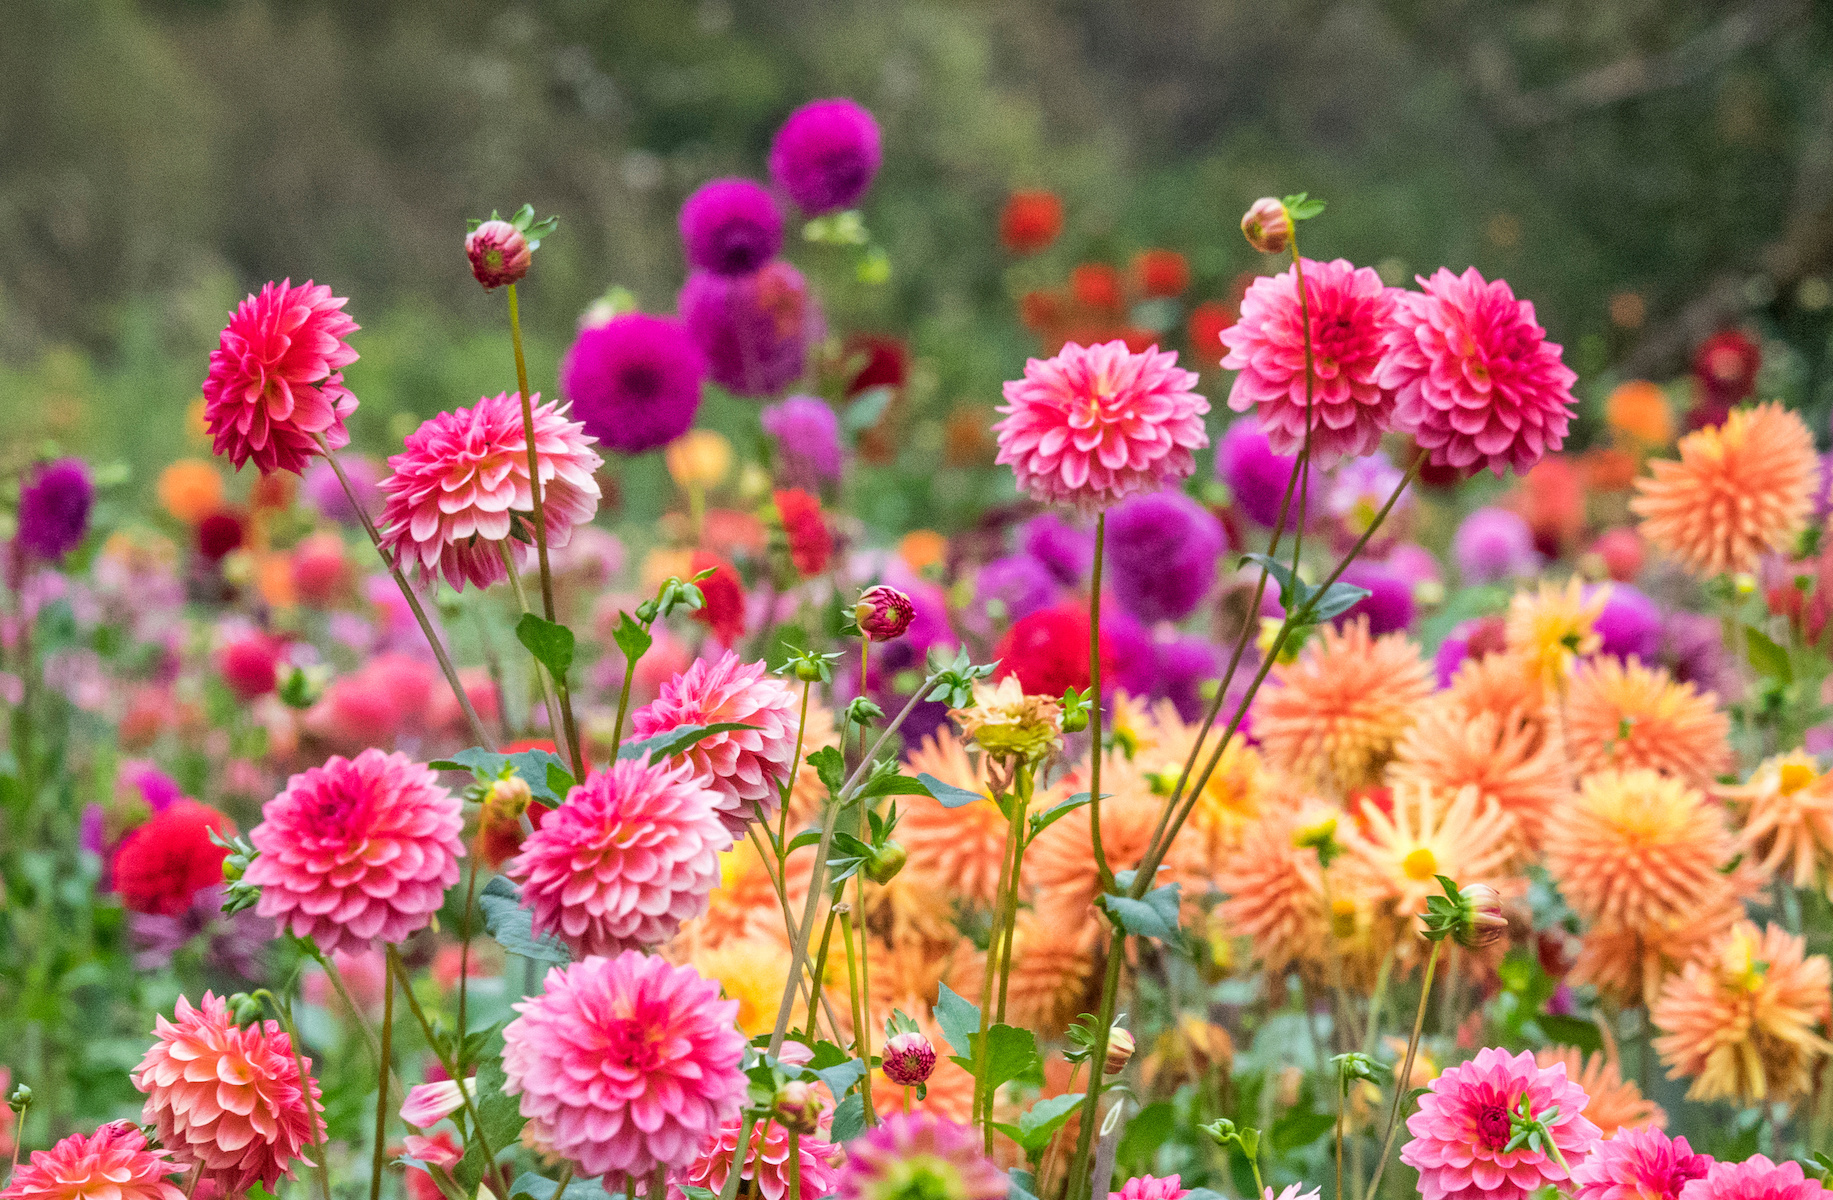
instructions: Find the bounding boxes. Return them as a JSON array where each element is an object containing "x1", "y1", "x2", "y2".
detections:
[
  {"x1": 679, "y1": 178, "x2": 784, "y2": 277},
  {"x1": 1214, "y1": 799, "x2": 1336, "y2": 979},
  {"x1": 1534, "y1": 1048, "x2": 1663, "y2": 1136},
  {"x1": 1350, "y1": 781, "x2": 1518, "y2": 923},
  {"x1": 1105, "y1": 489, "x2": 1225, "y2": 624},
  {"x1": 1220, "y1": 257, "x2": 1397, "y2": 466},
  {"x1": 1631, "y1": 403, "x2": 1817, "y2": 577},
  {"x1": 245, "y1": 749, "x2": 464, "y2": 954},
  {"x1": 631, "y1": 651, "x2": 801, "y2": 835},
  {"x1": 1678, "y1": 1156, "x2": 1832, "y2": 1200},
  {"x1": 769, "y1": 98, "x2": 882, "y2": 215},
  {"x1": 1592, "y1": 583, "x2": 1664, "y2": 664},
  {"x1": 948, "y1": 675, "x2": 1063, "y2": 761},
  {"x1": 133, "y1": 993, "x2": 324, "y2": 1195},
  {"x1": 203, "y1": 280, "x2": 359, "y2": 475},
  {"x1": 1111, "y1": 1176, "x2": 1190, "y2": 1200},
  {"x1": 17, "y1": 458, "x2": 94, "y2": 562},
  {"x1": 761, "y1": 394, "x2": 844, "y2": 489},
  {"x1": 1721, "y1": 752, "x2": 1833, "y2": 890},
  {"x1": 1564, "y1": 657, "x2": 1730, "y2": 788},
  {"x1": 1380, "y1": 267, "x2": 1577, "y2": 476},
  {"x1": 378, "y1": 391, "x2": 603, "y2": 592},
  {"x1": 1215, "y1": 415, "x2": 1322, "y2": 527},
  {"x1": 898, "y1": 732, "x2": 1011, "y2": 907},
  {"x1": 465, "y1": 219, "x2": 531, "y2": 290},
  {"x1": 111, "y1": 799, "x2": 235, "y2": 917},
  {"x1": 506, "y1": 757, "x2": 729, "y2": 956},
  {"x1": 686, "y1": 935, "x2": 798, "y2": 1038},
  {"x1": 1388, "y1": 691, "x2": 1564, "y2": 852},
  {"x1": 1399, "y1": 1045, "x2": 1601, "y2": 1200},
  {"x1": 0, "y1": 1123, "x2": 184, "y2": 1200},
  {"x1": 1574, "y1": 894, "x2": 1749, "y2": 1010},
  {"x1": 562, "y1": 313, "x2": 708, "y2": 455},
  {"x1": 1504, "y1": 578, "x2": 1606, "y2": 687},
  {"x1": 1452, "y1": 508, "x2": 1539, "y2": 584},
  {"x1": 1651, "y1": 921, "x2": 1832, "y2": 1104},
  {"x1": 503, "y1": 953, "x2": 747, "y2": 1177},
  {"x1": 669, "y1": 1118, "x2": 842, "y2": 1200},
  {"x1": 993, "y1": 340, "x2": 1209, "y2": 514},
  {"x1": 1021, "y1": 512, "x2": 1096, "y2": 582},
  {"x1": 680, "y1": 262, "x2": 821, "y2": 398},
  {"x1": 835, "y1": 1112, "x2": 1006, "y2": 1200},
  {"x1": 1569, "y1": 1126, "x2": 1709, "y2": 1200}
]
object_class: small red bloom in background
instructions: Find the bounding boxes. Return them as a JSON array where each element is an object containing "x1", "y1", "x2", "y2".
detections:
[
  {"x1": 1117, "y1": 327, "x2": 1160, "y2": 354},
  {"x1": 1134, "y1": 249, "x2": 1190, "y2": 298},
  {"x1": 290, "y1": 532, "x2": 350, "y2": 607},
  {"x1": 689, "y1": 550, "x2": 746, "y2": 646},
  {"x1": 844, "y1": 333, "x2": 910, "y2": 398},
  {"x1": 1688, "y1": 327, "x2": 1761, "y2": 430},
  {"x1": 218, "y1": 633, "x2": 283, "y2": 700},
  {"x1": 1186, "y1": 300, "x2": 1235, "y2": 359},
  {"x1": 111, "y1": 799, "x2": 236, "y2": 916},
  {"x1": 1512, "y1": 455, "x2": 1585, "y2": 559},
  {"x1": 197, "y1": 511, "x2": 246, "y2": 562},
  {"x1": 774, "y1": 489, "x2": 833, "y2": 576},
  {"x1": 994, "y1": 600, "x2": 1115, "y2": 698},
  {"x1": 1000, "y1": 190, "x2": 1065, "y2": 255},
  {"x1": 1020, "y1": 289, "x2": 1065, "y2": 332},
  {"x1": 1590, "y1": 527, "x2": 1645, "y2": 582},
  {"x1": 1070, "y1": 263, "x2": 1124, "y2": 314}
]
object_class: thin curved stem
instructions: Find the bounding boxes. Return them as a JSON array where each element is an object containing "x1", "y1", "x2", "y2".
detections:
[
  {"x1": 501, "y1": 543, "x2": 576, "y2": 773},
  {"x1": 389, "y1": 949, "x2": 512, "y2": 1198},
  {"x1": 1086, "y1": 513, "x2": 1112, "y2": 889},
  {"x1": 1368, "y1": 941, "x2": 1442, "y2": 1199},
  {"x1": 370, "y1": 962, "x2": 395, "y2": 1200},
  {"x1": 505, "y1": 284, "x2": 556, "y2": 624}
]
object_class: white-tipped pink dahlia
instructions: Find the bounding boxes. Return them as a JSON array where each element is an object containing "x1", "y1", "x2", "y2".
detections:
[
  {"x1": 506, "y1": 757, "x2": 730, "y2": 956},
  {"x1": 503, "y1": 952, "x2": 747, "y2": 1178},
  {"x1": 669, "y1": 1118, "x2": 843, "y2": 1200},
  {"x1": 1220, "y1": 258, "x2": 1397, "y2": 467},
  {"x1": 1380, "y1": 267, "x2": 1577, "y2": 477},
  {"x1": 245, "y1": 749, "x2": 464, "y2": 954},
  {"x1": 203, "y1": 279, "x2": 359, "y2": 476},
  {"x1": 132, "y1": 993, "x2": 325, "y2": 1196},
  {"x1": 631, "y1": 651, "x2": 802, "y2": 836},
  {"x1": 1400, "y1": 1046, "x2": 1601, "y2": 1200},
  {"x1": 993, "y1": 340, "x2": 1209, "y2": 514},
  {"x1": 0, "y1": 1122, "x2": 185, "y2": 1200},
  {"x1": 1570, "y1": 1127, "x2": 1712, "y2": 1200},
  {"x1": 378, "y1": 391, "x2": 603, "y2": 591}
]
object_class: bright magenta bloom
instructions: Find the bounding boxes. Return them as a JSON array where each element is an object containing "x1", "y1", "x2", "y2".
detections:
[
  {"x1": 994, "y1": 340, "x2": 1208, "y2": 513},
  {"x1": 669, "y1": 1118, "x2": 843, "y2": 1200},
  {"x1": 632, "y1": 651, "x2": 801, "y2": 836},
  {"x1": 1111, "y1": 1176, "x2": 1191, "y2": 1200},
  {"x1": 837, "y1": 1113, "x2": 1006, "y2": 1200},
  {"x1": 1400, "y1": 1046, "x2": 1601, "y2": 1200},
  {"x1": 1220, "y1": 257, "x2": 1396, "y2": 467},
  {"x1": 1678, "y1": 1156, "x2": 1832, "y2": 1200},
  {"x1": 203, "y1": 279, "x2": 359, "y2": 476},
  {"x1": 1570, "y1": 1127, "x2": 1711, "y2": 1200},
  {"x1": 503, "y1": 952, "x2": 747, "y2": 1177},
  {"x1": 245, "y1": 750, "x2": 464, "y2": 954},
  {"x1": 506, "y1": 758, "x2": 729, "y2": 956},
  {"x1": 378, "y1": 392, "x2": 603, "y2": 592},
  {"x1": 0, "y1": 1123, "x2": 184, "y2": 1200},
  {"x1": 1381, "y1": 267, "x2": 1577, "y2": 476}
]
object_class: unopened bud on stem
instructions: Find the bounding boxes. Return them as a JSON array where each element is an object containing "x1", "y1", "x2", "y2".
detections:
[{"x1": 1241, "y1": 198, "x2": 1291, "y2": 255}]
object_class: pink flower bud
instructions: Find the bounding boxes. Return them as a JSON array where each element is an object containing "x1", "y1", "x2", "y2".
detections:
[
  {"x1": 1104, "y1": 1027, "x2": 1136, "y2": 1075},
  {"x1": 1240, "y1": 198, "x2": 1291, "y2": 255},
  {"x1": 467, "y1": 220, "x2": 532, "y2": 290},
  {"x1": 1455, "y1": 883, "x2": 1509, "y2": 949},
  {"x1": 773, "y1": 1079, "x2": 822, "y2": 1135},
  {"x1": 882, "y1": 1031, "x2": 937, "y2": 1086},
  {"x1": 855, "y1": 585, "x2": 915, "y2": 641}
]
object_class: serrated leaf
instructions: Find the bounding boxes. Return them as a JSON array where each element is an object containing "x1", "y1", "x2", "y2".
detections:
[
  {"x1": 516, "y1": 613, "x2": 575, "y2": 678},
  {"x1": 916, "y1": 772, "x2": 988, "y2": 809},
  {"x1": 808, "y1": 1041, "x2": 852, "y2": 1070},
  {"x1": 617, "y1": 722, "x2": 760, "y2": 763},
  {"x1": 430, "y1": 747, "x2": 571, "y2": 804},
  {"x1": 812, "y1": 1056, "x2": 868, "y2": 1100},
  {"x1": 1013, "y1": 1092, "x2": 1083, "y2": 1150},
  {"x1": 478, "y1": 875, "x2": 571, "y2": 963},
  {"x1": 934, "y1": 983, "x2": 980, "y2": 1058},
  {"x1": 980, "y1": 1024, "x2": 1044, "y2": 1093},
  {"x1": 830, "y1": 1093, "x2": 867, "y2": 1142},
  {"x1": 808, "y1": 745, "x2": 846, "y2": 796},
  {"x1": 1102, "y1": 882, "x2": 1182, "y2": 941},
  {"x1": 1746, "y1": 626, "x2": 1792, "y2": 683},
  {"x1": 454, "y1": 1057, "x2": 524, "y2": 1191},
  {"x1": 612, "y1": 612, "x2": 652, "y2": 663}
]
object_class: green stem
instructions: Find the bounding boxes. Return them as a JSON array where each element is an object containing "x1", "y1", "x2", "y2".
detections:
[
  {"x1": 717, "y1": 1116, "x2": 758, "y2": 1200},
  {"x1": 804, "y1": 903, "x2": 843, "y2": 1042},
  {"x1": 1362, "y1": 945, "x2": 1397, "y2": 1056},
  {"x1": 840, "y1": 907, "x2": 873, "y2": 1120},
  {"x1": 853, "y1": 814, "x2": 877, "y2": 1125},
  {"x1": 389, "y1": 949, "x2": 512, "y2": 1199},
  {"x1": 321, "y1": 949, "x2": 383, "y2": 1066},
  {"x1": 457, "y1": 861, "x2": 480, "y2": 1050},
  {"x1": 370, "y1": 958, "x2": 396, "y2": 1200},
  {"x1": 1368, "y1": 940, "x2": 1442, "y2": 1200},
  {"x1": 1064, "y1": 932, "x2": 1126, "y2": 1200},
  {"x1": 501, "y1": 543, "x2": 578, "y2": 775},
  {"x1": 609, "y1": 643, "x2": 640, "y2": 760},
  {"x1": 1086, "y1": 514, "x2": 1112, "y2": 889},
  {"x1": 260, "y1": 993, "x2": 333, "y2": 1200},
  {"x1": 973, "y1": 784, "x2": 1019, "y2": 1143},
  {"x1": 505, "y1": 283, "x2": 556, "y2": 625},
  {"x1": 787, "y1": 1131, "x2": 802, "y2": 1200},
  {"x1": 994, "y1": 772, "x2": 1032, "y2": 1023}
]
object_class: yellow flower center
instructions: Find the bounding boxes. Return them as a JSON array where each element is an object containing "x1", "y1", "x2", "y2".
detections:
[
  {"x1": 1779, "y1": 761, "x2": 1818, "y2": 795},
  {"x1": 1402, "y1": 846, "x2": 1439, "y2": 881}
]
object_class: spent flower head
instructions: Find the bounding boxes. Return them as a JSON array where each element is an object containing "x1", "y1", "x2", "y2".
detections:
[{"x1": 949, "y1": 676, "x2": 1064, "y2": 761}]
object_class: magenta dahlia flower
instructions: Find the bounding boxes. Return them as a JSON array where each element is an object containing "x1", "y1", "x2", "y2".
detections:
[
  {"x1": 669, "y1": 1118, "x2": 843, "y2": 1200},
  {"x1": 378, "y1": 391, "x2": 602, "y2": 592},
  {"x1": 1380, "y1": 267, "x2": 1577, "y2": 477},
  {"x1": 1399, "y1": 1046, "x2": 1601, "y2": 1200},
  {"x1": 1111, "y1": 1176, "x2": 1191, "y2": 1200},
  {"x1": 994, "y1": 340, "x2": 1209, "y2": 514},
  {"x1": 563, "y1": 313, "x2": 708, "y2": 455},
  {"x1": 1571, "y1": 1127, "x2": 1712, "y2": 1200},
  {"x1": 836, "y1": 1112, "x2": 1006, "y2": 1200},
  {"x1": 503, "y1": 952, "x2": 747, "y2": 1177},
  {"x1": 679, "y1": 261, "x2": 822, "y2": 398},
  {"x1": 17, "y1": 458, "x2": 94, "y2": 562},
  {"x1": 244, "y1": 749, "x2": 464, "y2": 954},
  {"x1": 506, "y1": 757, "x2": 729, "y2": 956},
  {"x1": 680, "y1": 178, "x2": 785, "y2": 277},
  {"x1": 631, "y1": 651, "x2": 801, "y2": 836},
  {"x1": 1678, "y1": 1156, "x2": 1831, "y2": 1200},
  {"x1": 203, "y1": 279, "x2": 359, "y2": 476},
  {"x1": 0, "y1": 1122, "x2": 184, "y2": 1200},
  {"x1": 769, "y1": 98, "x2": 882, "y2": 216},
  {"x1": 1219, "y1": 258, "x2": 1397, "y2": 467}
]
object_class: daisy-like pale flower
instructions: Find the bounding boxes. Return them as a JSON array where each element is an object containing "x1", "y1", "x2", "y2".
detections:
[
  {"x1": 1253, "y1": 617, "x2": 1435, "y2": 796},
  {"x1": 835, "y1": 1112, "x2": 1006, "y2": 1200},
  {"x1": 1564, "y1": 657, "x2": 1731, "y2": 789},
  {"x1": 1652, "y1": 921, "x2": 1833, "y2": 1104},
  {"x1": 0, "y1": 1123, "x2": 184, "y2": 1200},
  {"x1": 993, "y1": 340, "x2": 1209, "y2": 514},
  {"x1": 1350, "y1": 781, "x2": 1518, "y2": 924},
  {"x1": 668, "y1": 1118, "x2": 842, "y2": 1200},
  {"x1": 202, "y1": 280, "x2": 359, "y2": 476},
  {"x1": 1534, "y1": 1048, "x2": 1664, "y2": 1136},
  {"x1": 1720, "y1": 751, "x2": 1833, "y2": 890},
  {"x1": 948, "y1": 675, "x2": 1063, "y2": 761},
  {"x1": 1504, "y1": 578, "x2": 1606, "y2": 688},
  {"x1": 1631, "y1": 403, "x2": 1818, "y2": 578},
  {"x1": 378, "y1": 392, "x2": 603, "y2": 591},
  {"x1": 1388, "y1": 688, "x2": 1566, "y2": 854},
  {"x1": 1677, "y1": 1155, "x2": 1833, "y2": 1200},
  {"x1": 898, "y1": 731, "x2": 1011, "y2": 908},
  {"x1": 1568, "y1": 1126, "x2": 1710, "y2": 1200}
]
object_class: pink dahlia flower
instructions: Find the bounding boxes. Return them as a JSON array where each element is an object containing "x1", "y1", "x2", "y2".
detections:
[
  {"x1": 1400, "y1": 1045, "x2": 1601, "y2": 1200},
  {"x1": 837, "y1": 1113, "x2": 1006, "y2": 1200},
  {"x1": 631, "y1": 651, "x2": 801, "y2": 836},
  {"x1": 1380, "y1": 267, "x2": 1577, "y2": 477},
  {"x1": 503, "y1": 952, "x2": 747, "y2": 1177},
  {"x1": 203, "y1": 280, "x2": 359, "y2": 476},
  {"x1": 506, "y1": 757, "x2": 729, "y2": 956},
  {"x1": 379, "y1": 392, "x2": 603, "y2": 592},
  {"x1": 1111, "y1": 1176, "x2": 1191, "y2": 1200},
  {"x1": 1679, "y1": 1156, "x2": 1832, "y2": 1200},
  {"x1": 245, "y1": 749, "x2": 464, "y2": 954},
  {"x1": 669, "y1": 1118, "x2": 844, "y2": 1200},
  {"x1": 132, "y1": 993, "x2": 324, "y2": 1196},
  {"x1": 0, "y1": 1122, "x2": 185, "y2": 1200},
  {"x1": 1264, "y1": 1189, "x2": 1323, "y2": 1200},
  {"x1": 1571, "y1": 1127, "x2": 1712, "y2": 1200},
  {"x1": 994, "y1": 340, "x2": 1209, "y2": 514},
  {"x1": 1220, "y1": 258, "x2": 1397, "y2": 467}
]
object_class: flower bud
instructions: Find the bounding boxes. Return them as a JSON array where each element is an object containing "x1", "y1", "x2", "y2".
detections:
[
  {"x1": 8, "y1": 1084, "x2": 32, "y2": 1113},
  {"x1": 466, "y1": 220, "x2": 532, "y2": 290},
  {"x1": 855, "y1": 585, "x2": 915, "y2": 641},
  {"x1": 773, "y1": 1079, "x2": 822, "y2": 1135},
  {"x1": 882, "y1": 1030, "x2": 937, "y2": 1086},
  {"x1": 795, "y1": 657, "x2": 825, "y2": 682},
  {"x1": 865, "y1": 838, "x2": 908, "y2": 884},
  {"x1": 1241, "y1": 198, "x2": 1291, "y2": 255},
  {"x1": 1454, "y1": 882, "x2": 1509, "y2": 949},
  {"x1": 1103, "y1": 1026, "x2": 1136, "y2": 1075},
  {"x1": 486, "y1": 775, "x2": 533, "y2": 823}
]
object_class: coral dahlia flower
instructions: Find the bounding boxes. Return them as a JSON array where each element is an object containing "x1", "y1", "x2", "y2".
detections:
[
  {"x1": 669, "y1": 1118, "x2": 842, "y2": 1200},
  {"x1": 506, "y1": 757, "x2": 730, "y2": 957},
  {"x1": 1399, "y1": 1045, "x2": 1600, "y2": 1200},
  {"x1": 1569, "y1": 1126, "x2": 1709, "y2": 1200},
  {"x1": 1534, "y1": 1048, "x2": 1663, "y2": 1136},
  {"x1": 836, "y1": 1112, "x2": 1006, "y2": 1200},
  {"x1": 1214, "y1": 798, "x2": 1338, "y2": 980},
  {"x1": 1220, "y1": 258, "x2": 1398, "y2": 466},
  {"x1": 1573, "y1": 893, "x2": 1749, "y2": 1011},
  {"x1": 993, "y1": 340, "x2": 1209, "y2": 514},
  {"x1": 245, "y1": 750, "x2": 465, "y2": 954},
  {"x1": 899, "y1": 731, "x2": 1012, "y2": 907},
  {"x1": 1721, "y1": 752, "x2": 1833, "y2": 890},
  {"x1": 0, "y1": 1123, "x2": 185, "y2": 1200},
  {"x1": 1388, "y1": 690, "x2": 1565, "y2": 853},
  {"x1": 1631, "y1": 403, "x2": 1817, "y2": 578},
  {"x1": 1678, "y1": 1155, "x2": 1832, "y2": 1200},
  {"x1": 1564, "y1": 657, "x2": 1731, "y2": 789},
  {"x1": 378, "y1": 392, "x2": 603, "y2": 592},
  {"x1": 133, "y1": 993, "x2": 325, "y2": 1195},
  {"x1": 503, "y1": 953, "x2": 747, "y2": 1177},
  {"x1": 203, "y1": 280, "x2": 359, "y2": 476}
]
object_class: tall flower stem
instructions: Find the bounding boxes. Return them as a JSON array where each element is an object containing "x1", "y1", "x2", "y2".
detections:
[
  {"x1": 716, "y1": 1116, "x2": 758, "y2": 1200},
  {"x1": 505, "y1": 283, "x2": 556, "y2": 624},
  {"x1": 457, "y1": 860, "x2": 480, "y2": 1045},
  {"x1": 609, "y1": 650, "x2": 639, "y2": 759},
  {"x1": 1065, "y1": 933, "x2": 1126, "y2": 1200},
  {"x1": 1287, "y1": 224, "x2": 1316, "y2": 575},
  {"x1": 369, "y1": 960, "x2": 396, "y2": 1200},
  {"x1": 500, "y1": 544, "x2": 579, "y2": 776},
  {"x1": 839, "y1": 906, "x2": 875, "y2": 1123},
  {"x1": 973, "y1": 783, "x2": 1019, "y2": 1146},
  {"x1": 787, "y1": 1131, "x2": 803, "y2": 1200},
  {"x1": 994, "y1": 770, "x2": 1034, "y2": 1023},
  {"x1": 257, "y1": 991, "x2": 333, "y2": 1200},
  {"x1": 389, "y1": 949, "x2": 512, "y2": 1198},
  {"x1": 1085, "y1": 514, "x2": 1113, "y2": 888},
  {"x1": 853, "y1": 815, "x2": 877, "y2": 1124},
  {"x1": 1367, "y1": 940, "x2": 1442, "y2": 1200}
]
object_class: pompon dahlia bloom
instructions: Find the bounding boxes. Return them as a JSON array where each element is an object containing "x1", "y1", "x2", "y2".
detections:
[
  {"x1": 1569, "y1": 1127, "x2": 1710, "y2": 1200},
  {"x1": 679, "y1": 178, "x2": 785, "y2": 277},
  {"x1": 245, "y1": 749, "x2": 464, "y2": 954},
  {"x1": 203, "y1": 280, "x2": 359, "y2": 475},
  {"x1": 680, "y1": 262, "x2": 822, "y2": 398},
  {"x1": 1380, "y1": 267, "x2": 1577, "y2": 476},
  {"x1": 503, "y1": 953, "x2": 747, "y2": 1177},
  {"x1": 1651, "y1": 921, "x2": 1833, "y2": 1104},
  {"x1": 1679, "y1": 1156, "x2": 1833, "y2": 1200},
  {"x1": 769, "y1": 98, "x2": 882, "y2": 216},
  {"x1": 1564, "y1": 657, "x2": 1731, "y2": 788},
  {"x1": 378, "y1": 392, "x2": 602, "y2": 591},
  {"x1": 1253, "y1": 617, "x2": 1435, "y2": 795},
  {"x1": 669, "y1": 1118, "x2": 842, "y2": 1200},
  {"x1": 111, "y1": 799, "x2": 235, "y2": 917},
  {"x1": 563, "y1": 313, "x2": 708, "y2": 455},
  {"x1": 993, "y1": 340, "x2": 1209, "y2": 514},
  {"x1": 17, "y1": 457, "x2": 94, "y2": 561},
  {"x1": 506, "y1": 757, "x2": 729, "y2": 956},
  {"x1": 631, "y1": 651, "x2": 800, "y2": 835},
  {"x1": 835, "y1": 1112, "x2": 1006, "y2": 1200},
  {"x1": 1399, "y1": 1046, "x2": 1601, "y2": 1200},
  {"x1": 1220, "y1": 258, "x2": 1398, "y2": 466},
  {"x1": 1, "y1": 1123, "x2": 184, "y2": 1200},
  {"x1": 1535, "y1": 1048, "x2": 1664, "y2": 1136},
  {"x1": 132, "y1": 994, "x2": 324, "y2": 1194},
  {"x1": 761, "y1": 394, "x2": 844, "y2": 489},
  {"x1": 1631, "y1": 403, "x2": 1818, "y2": 577},
  {"x1": 1721, "y1": 752, "x2": 1833, "y2": 889},
  {"x1": 1111, "y1": 1176, "x2": 1191, "y2": 1200},
  {"x1": 775, "y1": 488, "x2": 833, "y2": 576},
  {"x1": 1504, "y1": 578, "x2": 1606, "y2": 687},
  {"x1": 1105, "y1": 489, "x2": 1225, "y2": 623}
]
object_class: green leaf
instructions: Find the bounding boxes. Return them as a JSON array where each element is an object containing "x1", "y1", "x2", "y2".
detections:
[
  {"x1": 843, "y1": 387, "x2": 895, "y2": 433},
  {"x1": 1746, "y1": 626, "x2": 1792, "y2": 683},
  {"x1": 1116, "y1": 1101, "x2": 1176, "y2": 1173},
  {"x1": 511, "y1": 1173, "x2": 606, "y2": 1200},
  {"x1": 617, "y1": 722, "x2": 761, "y2": 763},
  {"x1": 830, "y1": 1093, "x2": 867, "y2": 1142},
  {"x1": 1271, "y1": 1108, "x2": 1335, "y2": 1151},
  {"x1": 455, "y1": 1057, "x2": 524, "y2": 1191},
  {"x1": 1537, "y1": 1014, "x2": 1604, "y2": 1055},
  {"x1": 808, "y1": 1041, "x2": 852, "y2": 1070},
  {"x1": 857, "y1": 772, "x2": 936, "y2": 801},
  {"x1": 429, "y1": 747, "x2": 572, "y2": 804},
  {"x1": 477, "y1": 875, "x2": 571, "y2": 964},
  {"x1": 612, "y1": 612, "x2": 652, "y2": 663},
  {"x1": 916, "y1": 772, "x2": 988, "y2": 809},
  {"x1": 516, "y1": 613, "x2": 575, "y2": 678},
  {"x1": 812, "y1": 1056, "x2": 868, "y2": 1100},
  {"x1": 1241, "y1": 553, "x2": 1306, "y2": 611},
  {"x1": 934, "y1": 983, "x2": 980, "y2": 1058},
  {"x1": 1309, "y1": 580, "x2": 1372, "y2": 622},
  {"x1": 786, "y1": 829, "x2": 825, "y2": 853},
  {"x1": 979, "y1": 1024, "x2": 1044, "y2": 1092},
  {"x1": 1029, "y1": 792, "x2": 1094, "y2": 837},
  {"x1": 674, "y1": 1189, "x2": 719, "y2": 1200},
  {"x1": 1008, "y1": 1170, "x2": 1041, "y2": 1200},
  {"x1": 1013, "y1": 1092, "x2": 1083, "y2": 1150},
  {"x1": 1102, "y1": 882, "x2": 1182, "y2": 941},
  {"x1": 809, "y1": 746, "x2": 847, "y2": 796}
]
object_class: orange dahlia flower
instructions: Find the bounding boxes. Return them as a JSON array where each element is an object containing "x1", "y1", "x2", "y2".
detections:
[
  {"x1": 1564, "y1": 656, "x2": 1731, "y2": 788},
  {"x1": 1387, "y1": 688, "x2": 1567, "y2": 853},
  {"x1": 1214, "y1": 798, "x2": 1340, "y2": 980},
  {"x1": 1534, "y1": 1046, "x2": 1664, "y2": 1135},
  {"x1": 898, "y1": 730, "x2": 1014, "y2": 909},
  {"x1": 1504, "y1": 577, "x2": 1606, "y2": 688},
  {"x1": 1720, "y1": 751, "x2": 1833, "y2": 891},
  {"x1": 1572, "y1": 891, "x2": 1748, "y2": 1009}
]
